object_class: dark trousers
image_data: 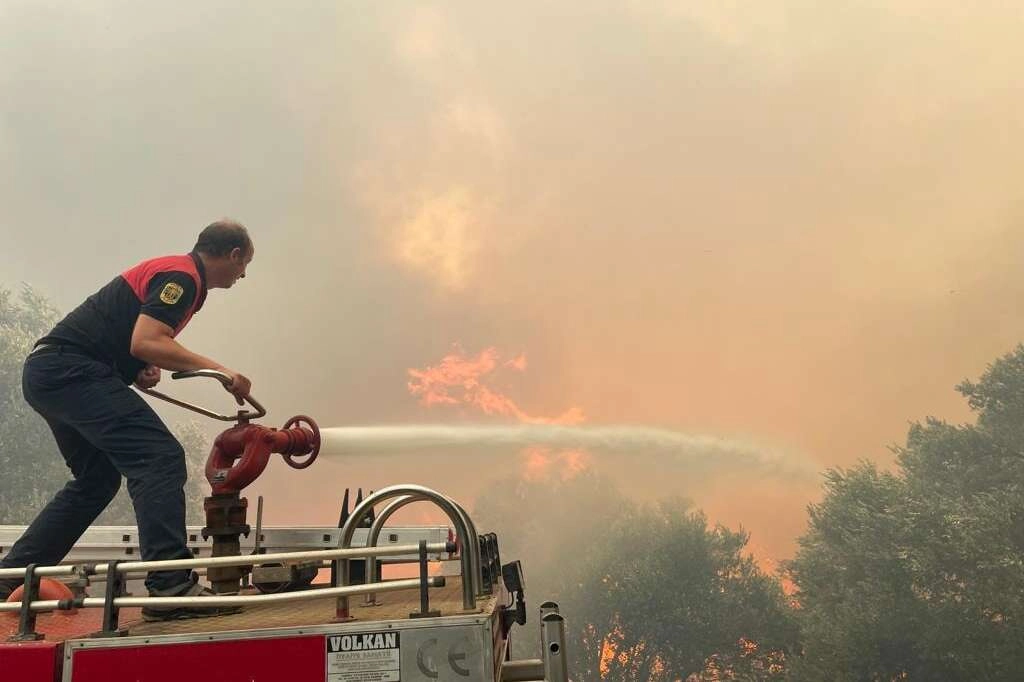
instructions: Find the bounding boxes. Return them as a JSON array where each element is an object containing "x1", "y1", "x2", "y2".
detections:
[{"x1": 0, "y1": 347, "x2": 193, "y2": 594}]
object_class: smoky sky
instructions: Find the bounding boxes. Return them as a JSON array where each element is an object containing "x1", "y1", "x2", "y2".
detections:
[{"x1": 3, "y1": 1, "x2": 1023, "y2": 561}]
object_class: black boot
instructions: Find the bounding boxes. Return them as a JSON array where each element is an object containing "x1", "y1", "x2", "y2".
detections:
[{"x1": 142, "y1": 579, "x2": 243, "y2": 622}]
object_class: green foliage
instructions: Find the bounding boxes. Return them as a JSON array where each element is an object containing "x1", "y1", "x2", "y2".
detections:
[
  {"x1": 474, "y1": 474, "x2": 797, "y2": 681},
  {"x1": 570, "y1": 499, "x2": 798, "y2": 681},
  {"x1": 473, "y1": 471, "x2": 627, "y2": 664},
  {"x1": 787, "y1": 346, "x2": 1024, "y2": 681},
  {"x1": 0, "y1": 285, "x2": 69, "y2": 518},
  {"x1": 0, "y1": 284, "x2": 209, "y2": 526}
]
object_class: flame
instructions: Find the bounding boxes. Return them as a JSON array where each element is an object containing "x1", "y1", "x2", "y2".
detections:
[
  {"x1": 408, "y1": 346, "x2": 585, "y2": 425},
  {"x1": 597, "y1": 617, "x2": 655, "y2": 680},
  {"x1": 561, "y1": 449, "x2": 592, "y2": 478},
  {"x1": 600, "y1": 624, "x2": 790, "y2": 680},
  {"x1": 409, "y1": 346, "x2": 590, "y2": 481},
  {"x1": 687, "y1": 638, "x2": 788, "y2": 680},
  {"x1": 521, "y1": 447, "x2": 592, "y2": 482},
  {"x1": 599, "y1": 622, "x2": 622, "y2": 678},
  {"x1": 522, "y1": 447, "x2": 551, "y2": 481}
]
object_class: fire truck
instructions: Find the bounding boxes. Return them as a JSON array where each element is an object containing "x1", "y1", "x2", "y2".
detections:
[{"x1": 0, "y1": 371, "x2": 568, "y2": 681}]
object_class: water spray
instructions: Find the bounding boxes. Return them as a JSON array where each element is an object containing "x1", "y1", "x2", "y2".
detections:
[{"x1": 316, "y1": 424, "x2": 816, "y2": 479}]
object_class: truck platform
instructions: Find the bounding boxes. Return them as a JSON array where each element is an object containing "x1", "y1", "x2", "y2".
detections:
[{"x1": 0, "y1": 485, "x2": 567, "y2": 682}]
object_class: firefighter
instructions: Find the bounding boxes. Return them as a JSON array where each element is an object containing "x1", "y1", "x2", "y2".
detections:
[{"x1": 0, "y1": 219, "x2": 254, "y2": 621}]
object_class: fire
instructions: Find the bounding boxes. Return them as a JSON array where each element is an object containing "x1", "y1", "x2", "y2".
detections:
[
  {"x1": 686, "y1": 638, "x2": 788, "y2": 680},
  {"x1": 521, "y1": 447, "x2": 592, "y2": 482},
  {"x1": 522, "y1": 447, "x2": 550, "y2": 481},
  {"x1": 599, "y1": 621, "x2": 623, "y2": 678},
  {"x1": 597, "y1": 617, "x2": 658, "y2": 680},
  {"x1": 408, "y1": 346, "x2": 584, "y2": 425},
  {"x1": 409, "y1": 346, "x2": 591, "y2": 480}
]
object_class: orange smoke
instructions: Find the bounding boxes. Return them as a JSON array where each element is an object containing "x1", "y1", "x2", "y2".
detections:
[
  {"x1": 408, "y1": 346, "x2": 584, "y2": 425},
  {"x1": 505, "y1": 353, "x2": 527, "y2": 371}
]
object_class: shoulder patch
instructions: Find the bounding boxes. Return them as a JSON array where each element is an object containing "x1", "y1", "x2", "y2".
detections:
[{"x1": 159, "y1": 282, "x2": 185, "y2": 305}]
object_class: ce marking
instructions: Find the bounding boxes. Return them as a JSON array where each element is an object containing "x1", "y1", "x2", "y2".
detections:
[{"x1": 416, "y1": 637, "x2": 471, "y2": 678}]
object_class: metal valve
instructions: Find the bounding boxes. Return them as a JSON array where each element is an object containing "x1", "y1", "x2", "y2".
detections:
[{"x1": 136, "y1": 367, "x2": 322, "y2": 594}]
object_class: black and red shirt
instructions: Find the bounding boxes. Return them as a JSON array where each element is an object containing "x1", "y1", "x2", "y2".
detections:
[{"x1": 39, "y1": 253, "x2": 208, "y2": 383}]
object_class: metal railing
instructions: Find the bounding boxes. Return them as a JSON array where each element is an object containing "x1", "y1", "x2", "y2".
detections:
[
  {"x1": 335, "y1": 484, "x2": 485, "y2": 615},
  {"x1": 361, "y1": 492, "x2": 485, "y2": 606},
  {"x1": 2, "y1": 542, "x2": 453, "y2": 641},
  {"x1": 0, "y1": 543, "x2": 450, "y2": 582},
  {"x1": 2, "y1": 576, "x2": 445, "y2": 613}
]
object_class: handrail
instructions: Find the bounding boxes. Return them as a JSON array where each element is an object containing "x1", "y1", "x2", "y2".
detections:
[
  {"x1": 362, "y1": 494, "x2": 484, "y2": 606},
  {"x1": 0, "y1": 576, "x2": 444, "y2": 614},
  {"x1": 337, "y1": 485, "x2": 482, "y2": 612},
  {"x1": 0, "y1": 542, "x2": 453, "y2": 580}
]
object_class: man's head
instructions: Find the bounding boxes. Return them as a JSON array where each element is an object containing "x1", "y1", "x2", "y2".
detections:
[{"x1": 193, "y1": 219, "x2": 254, "y2": 289}]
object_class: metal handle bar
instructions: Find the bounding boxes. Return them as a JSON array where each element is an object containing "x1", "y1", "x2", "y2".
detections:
[
  {"x1": 139, "y1": 369, "x2": 266, "y2": 421},
  {"x1": 0, "y1": 542, "x2": 456, "y2": 580},
  {"x1": 0, "y1": 576, "x2": 446, "y2": 614}
]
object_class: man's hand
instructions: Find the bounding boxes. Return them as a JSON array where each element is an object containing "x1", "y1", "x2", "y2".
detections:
[
  {"x1": 134, "y1": 365, "x2": 161, "y2": 390},
  {"x1": 130, "y1": 315, "x2": 253, "y2": 403},
  {"x1": 220, "y1": 368, "x2": 252, "y2": 405}
]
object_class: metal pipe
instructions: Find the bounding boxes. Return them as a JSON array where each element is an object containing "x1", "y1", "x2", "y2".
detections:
[
  {"x1": 338, "y1": 485, "x2": 478, "y2": 612},
  {"x1": 457, "y1": 500, "x2": 484, "y2": 595},
  {"x1": 0, "y1": 565, "x2": 78, "y2": 579},
  {"x1": 363, "y1": 495, "x2": 417, "y2": 604},
  {"x1": 539, "y1": 601, "x2": 561, "y2": 670},
  {"x1": 242, "y1": 495, "x2": 264, "y2": 590},
  {"x1": 0, "y1": 576, "x2": 445, "y2": 614},
  {"x1": 110, "y1": 543, "x2": 451, "y2": 574},
  {"x1": 541, "y1": 613, "x2": 569, "y2": 682},
  {"x1": 342, "y1": 486, "x2": 478, "y2": 610},
  {"x1": 500, "y1": 659, "x2": 545, "y2": 682},
  {"x1": 254, "y1": 495, "x2": 264, "y2": 557},
  {"x1": 362, "y1": 493, "x2": 482, "y2": 604},
  {"x1": 0, "y1": 543, "x2": 450, "y2": 580}
]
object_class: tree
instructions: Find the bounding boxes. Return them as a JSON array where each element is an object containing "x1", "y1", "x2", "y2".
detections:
[
  {"x1": 787, "y1": 345, "x2": 1024, "y2": 681},
  {"x1": 784, "y1": 464, "x2": 925, "y2": 680},
  {"x1": 473, "y1": 471, "x2": 628, "y2": 665},
  {"x1": 0, "y1": 284, "x2": 210, "y2": 527},
  {"x1": 569, "y1": 499, "x2": 797, "y2": 681},
  {"x1": 474, "y1": 473, "x2": 798, "y2": 681},
  {"x1": 0, "y1": 285, "x2": 69, "y2": 518}
]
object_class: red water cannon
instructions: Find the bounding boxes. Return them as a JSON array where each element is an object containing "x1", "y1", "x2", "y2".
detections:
[
  {"x1": 140, "y1": 370, "x2": 322, "y2": 593},
  {"x1": 206, "y1": 415, "x2": 320, "y2": 495}
]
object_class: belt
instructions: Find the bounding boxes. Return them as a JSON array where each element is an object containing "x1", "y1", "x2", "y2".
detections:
[
  {"x1": 29, "y1": 343, "x2": 60, "y2": 356},
  {"x1": 29, "y1": 343, "x2": 93, "y2": 358}
]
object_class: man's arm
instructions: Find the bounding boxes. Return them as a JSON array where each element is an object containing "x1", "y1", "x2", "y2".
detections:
[{"x1": 130, "y1": 315, "x2": 252, "y2": 400}]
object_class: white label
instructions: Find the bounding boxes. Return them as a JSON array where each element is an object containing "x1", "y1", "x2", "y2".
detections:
[{"x1": 326, "y1": 631, "x2": 401, "y2": 682}]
